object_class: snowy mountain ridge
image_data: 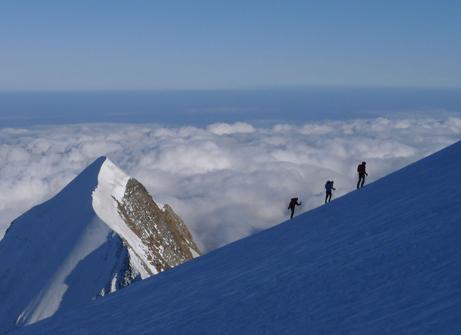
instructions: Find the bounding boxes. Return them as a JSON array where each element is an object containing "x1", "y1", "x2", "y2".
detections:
[
  {"x1": 13, "y1": 140, "x2": 461, "y2": 334},
  {"x1": 0, "y1": 157, "x2": 200, "y2": 334},
  {"x1": 93, "y1": 158, "x2": 157, "y2": 276}
]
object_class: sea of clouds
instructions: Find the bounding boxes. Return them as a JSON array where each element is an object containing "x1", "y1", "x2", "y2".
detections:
[{"x1": 1, "y1": 117, "x2": 461, "y2": 251}]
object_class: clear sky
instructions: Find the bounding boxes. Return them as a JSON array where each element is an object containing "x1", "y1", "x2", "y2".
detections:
[{"x1": 1, "y1": 1, "x2": 460, "y2": 90}]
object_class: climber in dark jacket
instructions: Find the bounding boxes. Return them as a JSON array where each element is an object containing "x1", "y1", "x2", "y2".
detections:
[
  {"x1": 288, "y1": 197, "x2": 302, "y2": 219},
  {"x1": 325, "y1": 180, "x2": 336, "y2": 203},
  {"x1": 357, "y1": 161, "x2": 368, "y2": 189}
]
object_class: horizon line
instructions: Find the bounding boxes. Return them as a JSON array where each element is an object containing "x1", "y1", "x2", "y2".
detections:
[{"x1": 1, "y1": 84, "x2": 461, "y2": 94}]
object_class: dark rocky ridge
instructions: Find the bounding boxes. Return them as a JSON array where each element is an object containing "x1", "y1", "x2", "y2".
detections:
[{"x1": 116, "y1": 178, "x2": 201, "y2": 273}]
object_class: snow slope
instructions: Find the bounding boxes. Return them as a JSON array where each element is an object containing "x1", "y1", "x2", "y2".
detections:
[
  {"x1": 0, "y1": 157, "x2": 199, "y2": 334},
  {"x1": 14, "y1": 140, "x2": 461, "y2": 334}
]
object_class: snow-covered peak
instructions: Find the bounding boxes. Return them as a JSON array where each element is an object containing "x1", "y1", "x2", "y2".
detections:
[
  {"x1": 0, "y1": 156, "x2": 200, "y2": 334},
  {"x1": 97, "y1": 158, "x2": 130, "y2": 202},
  {"x1": 92, "y1": 159, "x2": 157, "y2": 277}
]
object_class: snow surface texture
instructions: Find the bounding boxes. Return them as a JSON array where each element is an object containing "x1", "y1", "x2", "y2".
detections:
[
  {"x1": 2, "y1": 117, "x2": 461, "y2": 251},
  {"x1": 13, "y1": 140, "x2": 461, "y2": 334},
  {"x1": 0, "y1": 157, "x2": 199, "y2": 334}
]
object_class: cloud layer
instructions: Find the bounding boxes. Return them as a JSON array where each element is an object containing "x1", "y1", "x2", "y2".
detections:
[{"x1": 1, "y1": 117, "x2": 460, "y2": 251}]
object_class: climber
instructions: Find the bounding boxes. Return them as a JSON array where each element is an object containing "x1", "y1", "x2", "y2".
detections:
[
  {"x1": 324, "y1": 180, "x2": 336, "y2": 203},
  {"x1": 288, "y1": 197, "x2": 302, "y2": 219},
  {"x1": 357, "y1": 161, "x2": 368, "y2": 189}
]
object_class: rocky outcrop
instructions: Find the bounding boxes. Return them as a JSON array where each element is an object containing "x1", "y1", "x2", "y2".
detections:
[{"x1": 116, "y1": 178, "x2": 201, "y2": 273}]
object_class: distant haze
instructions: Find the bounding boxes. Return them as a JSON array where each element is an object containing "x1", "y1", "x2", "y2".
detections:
[{"x1": 1, "y1": 87, "x2": 461, "y2": 127}]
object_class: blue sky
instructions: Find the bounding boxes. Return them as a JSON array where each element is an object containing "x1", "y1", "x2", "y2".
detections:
[{"x1": 0, "y1": 1, "x2": 460, "y2": 90}]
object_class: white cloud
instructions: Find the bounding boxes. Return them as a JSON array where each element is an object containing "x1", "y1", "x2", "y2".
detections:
[
  {"x1": 1, "y1": 118, "x2": 460, "y2": 251},
  {"x1": 207, "y1": 122, "x2": 256, "y2": 135}
]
